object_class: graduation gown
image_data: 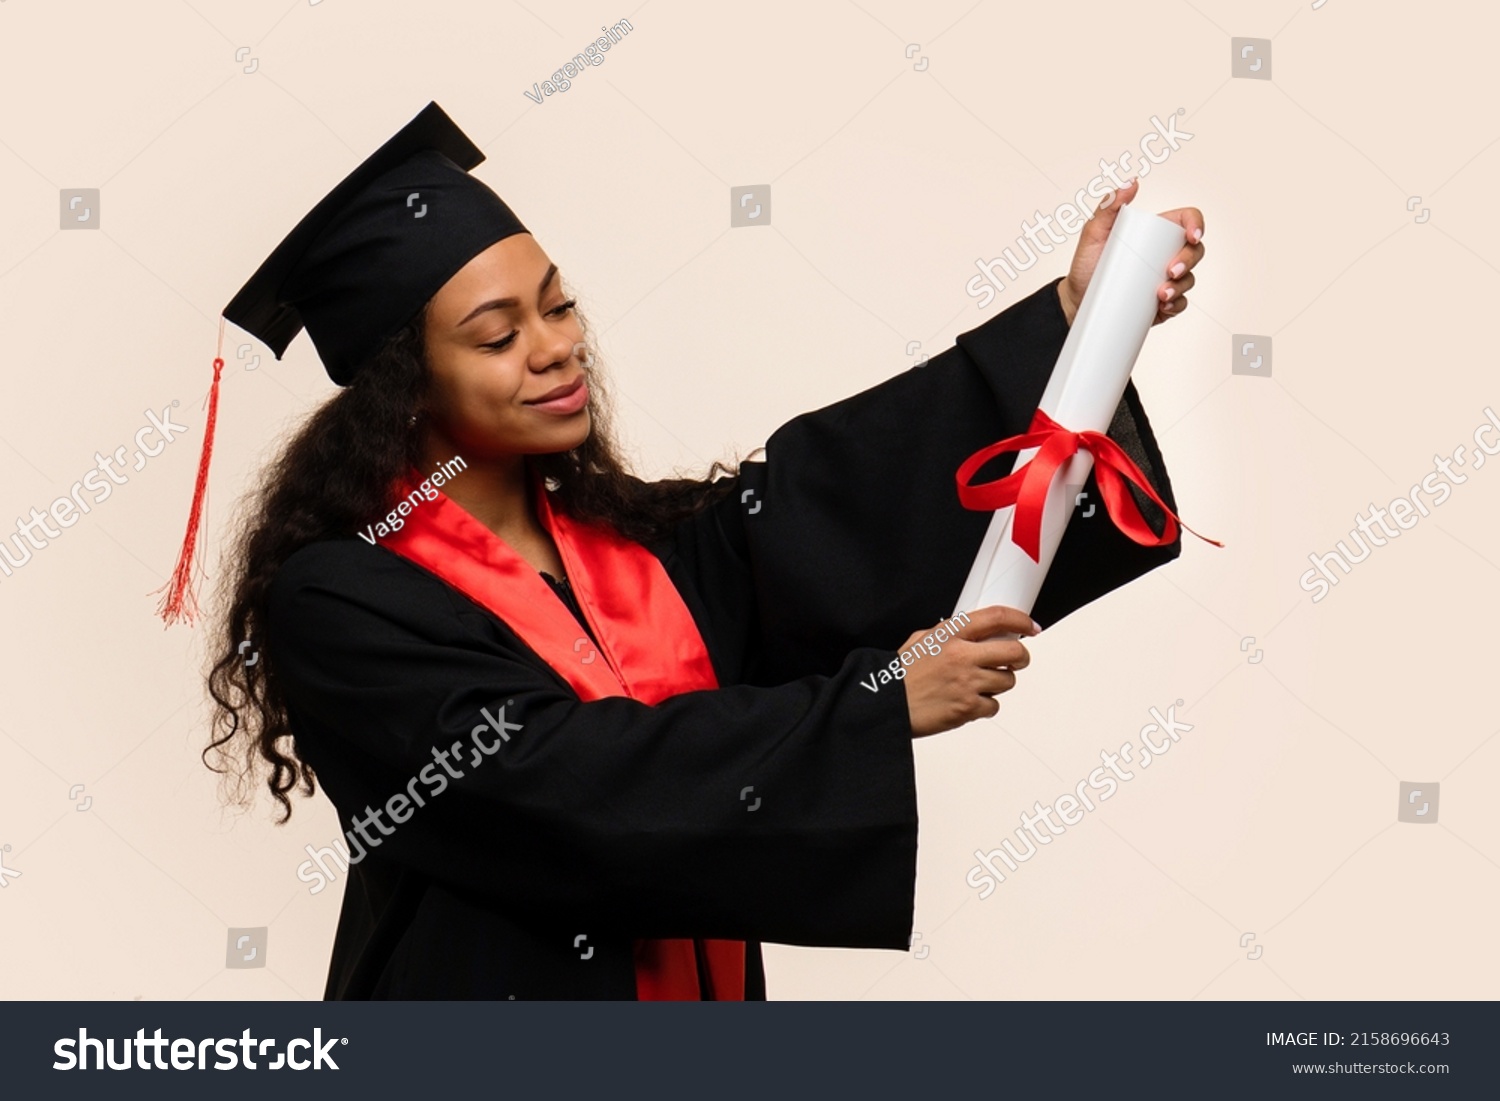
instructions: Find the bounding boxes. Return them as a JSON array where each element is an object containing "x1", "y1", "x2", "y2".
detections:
[{"x1": 267, "y1": 275, "x2": 1184, "y2": 1000}]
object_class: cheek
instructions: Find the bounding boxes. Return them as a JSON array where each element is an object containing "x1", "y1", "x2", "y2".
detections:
[
  {"x1": 446, "y1": 349, "x2": 516, "y2": 400},
  {"x1": 431, "y1": 360, "x2": 593, "y2": 455},
  {"x1": 449, "y1": 386, "x2": 522, "y2": 445},
  {"x1": 426, "y1": 358, "x2": 521, "y2": 437}
]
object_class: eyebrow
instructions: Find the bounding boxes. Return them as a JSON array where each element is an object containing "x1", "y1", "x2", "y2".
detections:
[{"x1": 456, "y1": 263, "x2": 559, "y2": 327}]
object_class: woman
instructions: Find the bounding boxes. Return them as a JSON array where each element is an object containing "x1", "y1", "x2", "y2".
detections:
[{"x1": 181, "y1": 102, "x2": 1203, "y2": 1000}]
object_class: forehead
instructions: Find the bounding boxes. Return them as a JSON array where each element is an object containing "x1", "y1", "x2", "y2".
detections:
[{"x1": 427, "y1": 233, "x2": 551, "y2": 323}]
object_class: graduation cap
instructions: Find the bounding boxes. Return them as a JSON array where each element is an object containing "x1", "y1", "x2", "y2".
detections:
[{"x1": 157, "y1": 100, "x2": 529, "y2": 625}]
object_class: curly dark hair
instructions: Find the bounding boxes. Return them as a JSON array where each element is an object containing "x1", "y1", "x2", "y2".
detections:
[{"x1": 203, "y1": 298, "x2": 747, "y2": 823}]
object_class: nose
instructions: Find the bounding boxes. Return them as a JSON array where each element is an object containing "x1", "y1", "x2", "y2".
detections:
[{"x1": 529, "y1": 327, "x2": 577, "y2": 372}]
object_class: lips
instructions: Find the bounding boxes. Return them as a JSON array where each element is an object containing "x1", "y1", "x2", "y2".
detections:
[
  {"x1": 526, "y1": 378, "x2": 584, "y2": 404},
  {"x1": 523, "y1": 377, "x2": 588, "y2": 415}
]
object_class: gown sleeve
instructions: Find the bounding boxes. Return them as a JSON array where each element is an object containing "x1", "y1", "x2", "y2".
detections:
[
  {"x1": 660, "y1": 275, "x2": 1185, "y2": 685},
  {"x1": 267, "y1": 539, "x2": 918, "y2": 950}
]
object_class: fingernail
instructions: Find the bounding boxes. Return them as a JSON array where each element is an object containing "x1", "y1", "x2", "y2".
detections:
[
  {"x1": 1162, "y1": 286, "x2": 1176, "y2": 301},
  {"x1": 1191, "y1": 227, "x2": 1203, "y2": 243},
  {"x1": 1029, "y1": 618, "x2": 1042, "y2": 635},
  {"x1": 1169, "y1": 262, "x2": 1186, "y2": 278}
]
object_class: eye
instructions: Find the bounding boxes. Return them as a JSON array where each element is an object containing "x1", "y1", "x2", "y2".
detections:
[{"x1": 479, "y1": 300, "x2": 577, "y2": 352}]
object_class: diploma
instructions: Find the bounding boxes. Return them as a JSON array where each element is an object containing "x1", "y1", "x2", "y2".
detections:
[{"x1": 951, "y1": 203, "x2": 1191, "y2": 619}]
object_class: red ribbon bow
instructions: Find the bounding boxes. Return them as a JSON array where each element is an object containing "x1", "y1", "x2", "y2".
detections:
[{"x1": 956, "y1": 408, "x2": 1223, "y2": 562}]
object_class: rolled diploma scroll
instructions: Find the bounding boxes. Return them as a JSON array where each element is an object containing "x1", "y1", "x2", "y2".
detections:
[{"x1": 951, "y1": 202, "x2": 1186, "y2": 618}]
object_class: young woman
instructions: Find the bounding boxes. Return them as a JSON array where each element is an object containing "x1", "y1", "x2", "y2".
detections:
[{"x1": 185, "y1": 102, "x2": 1203, "y2": 1000}]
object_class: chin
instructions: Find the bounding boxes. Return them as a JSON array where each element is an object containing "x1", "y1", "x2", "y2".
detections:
[{"x1": 536, "y1": 417, "x2": 592, "y2": 455}]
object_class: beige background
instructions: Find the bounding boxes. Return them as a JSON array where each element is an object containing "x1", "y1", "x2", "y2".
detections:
[{"x1": 0, "y1": 0, "x2": 1495, "y2": 1001}]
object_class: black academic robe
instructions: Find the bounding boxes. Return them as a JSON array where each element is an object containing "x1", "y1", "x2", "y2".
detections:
[{"x1": 266, "y1": 275, "x2": 1183, "y2": 1000}]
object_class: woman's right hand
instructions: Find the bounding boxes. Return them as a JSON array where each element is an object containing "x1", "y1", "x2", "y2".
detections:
[{"x1": 900, "y1": 605, "x2": 1040, "y2": 738}]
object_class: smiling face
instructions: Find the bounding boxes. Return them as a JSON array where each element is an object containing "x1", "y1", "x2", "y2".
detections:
[{"x1": 419, "y1": 233, "x2": 591, "y2": 462}]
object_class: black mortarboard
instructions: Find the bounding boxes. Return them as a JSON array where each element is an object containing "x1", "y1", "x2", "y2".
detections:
[
  {"x1": 224, "y1": 100, "x2": 528, "y2": 386},
  {"x1": 159, "y1": 101, "x2": 527, "y2": 625}
]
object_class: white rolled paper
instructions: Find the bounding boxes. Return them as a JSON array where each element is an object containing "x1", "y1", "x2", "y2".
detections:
[{"x1": 952, "y1": 202, "x2": 1186, "y2": 618}]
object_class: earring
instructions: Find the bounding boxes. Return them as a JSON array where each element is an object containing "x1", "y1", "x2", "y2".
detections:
[{"x1": 408, "y1": 414, "x2": 418, "y2": 427}]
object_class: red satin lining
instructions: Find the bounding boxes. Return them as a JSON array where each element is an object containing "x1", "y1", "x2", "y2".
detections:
[{"x1": 380, "y1": 469, "x2": 744, "y2": 1000}]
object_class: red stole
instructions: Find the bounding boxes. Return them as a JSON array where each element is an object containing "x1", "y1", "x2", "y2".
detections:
[{"x1": 380, "y1": 470, "x2": 746, "y2": 1000}]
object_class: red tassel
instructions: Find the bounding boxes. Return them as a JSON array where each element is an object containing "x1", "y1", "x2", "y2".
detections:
[{"x1": 155, "y1": 346, "x2": 225, "y2": 627}]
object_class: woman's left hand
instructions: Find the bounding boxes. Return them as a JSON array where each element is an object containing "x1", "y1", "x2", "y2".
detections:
[{"x1": 1056, "y1": 178, "x2": 1205, "y2": 327}]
